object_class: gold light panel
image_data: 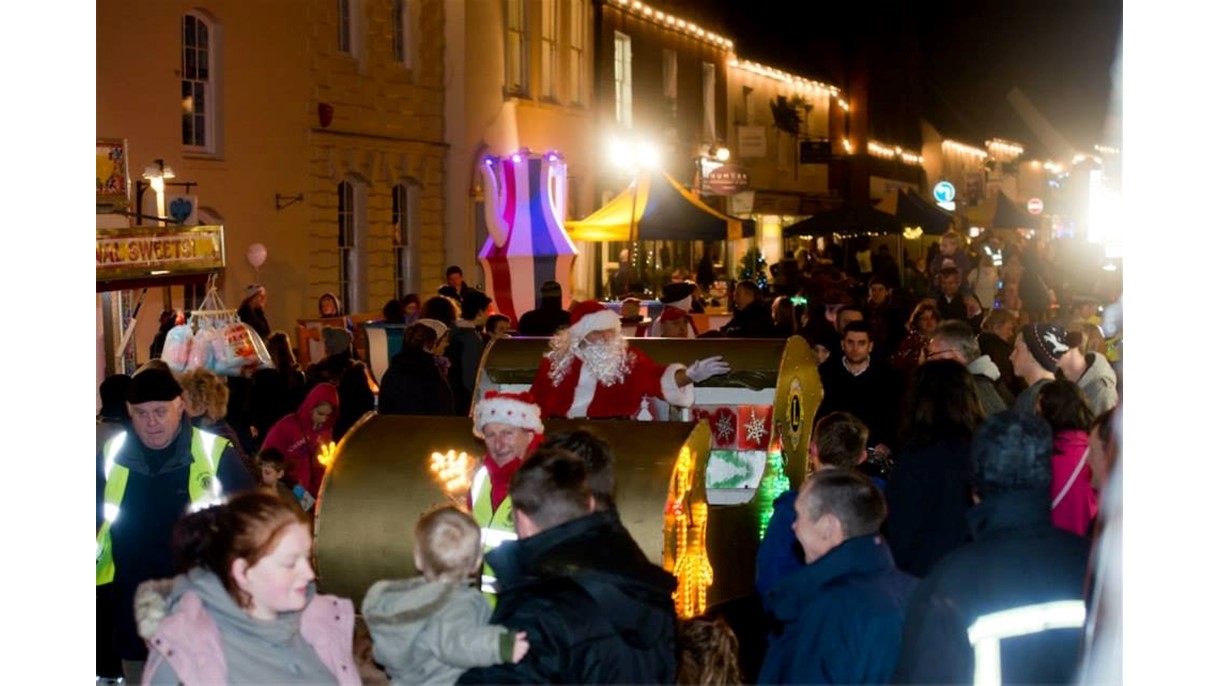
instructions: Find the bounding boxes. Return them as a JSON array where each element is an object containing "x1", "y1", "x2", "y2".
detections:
[
  {"x1": 317, "y1": 441, "x2": 338, "y2": 469},
  {"x1": 429, "y1": 449, "x2": 476, "y2": 495}
]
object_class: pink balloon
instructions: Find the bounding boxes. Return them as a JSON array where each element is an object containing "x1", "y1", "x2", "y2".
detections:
[{"x1": 246, "y1": 243, "x2": 268, "y2": 268}]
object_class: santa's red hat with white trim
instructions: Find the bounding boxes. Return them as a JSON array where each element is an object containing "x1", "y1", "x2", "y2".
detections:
[
  {"x1": 472, "y1": 390, "x2": 544, "y2": 439},
  {"x1": 566, "y1": 300, "x2": 622, "y2": 342}
]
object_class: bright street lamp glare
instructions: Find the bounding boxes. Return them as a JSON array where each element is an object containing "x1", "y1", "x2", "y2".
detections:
[
  {"x1": 715, "y1": 146, "x2": 730, "y2": 162},
  {"x1": 609, "y1": 138, "x2": 633, "y2": 169},
  {"x1": 636, "y1": 141, "x2": 660, "y2": 168}
]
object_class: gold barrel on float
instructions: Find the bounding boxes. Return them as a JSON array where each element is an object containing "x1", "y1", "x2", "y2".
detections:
[{"x1": 312, "y1": 415, "x2": 712, "y2": 609}]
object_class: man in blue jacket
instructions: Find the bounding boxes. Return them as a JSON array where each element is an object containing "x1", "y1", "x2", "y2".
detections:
[
  {"x1": 756, "y1": 411, "x2": 878, "y2": 612},
  {"x1": 758, "y1": 469, "x2": 917, "y2": 684}
]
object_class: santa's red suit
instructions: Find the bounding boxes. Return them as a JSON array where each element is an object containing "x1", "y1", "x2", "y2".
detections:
[
  {"x1": 531, "y1": 348, "x2": 694, "y2": 419},
  {"x1": 529, "y1": 301, "x2": 694, "y2": 419}
]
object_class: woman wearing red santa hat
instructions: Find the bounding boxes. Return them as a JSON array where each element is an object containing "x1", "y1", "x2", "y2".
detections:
[{"x1": 529, "y1": 300, "x2": 730, "y2": 420}]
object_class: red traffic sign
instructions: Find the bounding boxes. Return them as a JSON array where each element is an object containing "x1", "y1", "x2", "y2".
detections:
[
  {"x1": 706, "y1": 165, "x2": 750, "y2": 196},
  {"x1": 1027, "y1": 197, "x2": 1044, "y2": 215}
]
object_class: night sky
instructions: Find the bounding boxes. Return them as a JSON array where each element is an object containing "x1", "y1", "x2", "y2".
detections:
[{"x1": 671, "y1": 0, "x2": 1122, "y2": 158}]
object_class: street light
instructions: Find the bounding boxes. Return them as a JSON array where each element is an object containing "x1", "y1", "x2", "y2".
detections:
[
  {"x1": 134, "y1": 158, "x2": 177, "y2": 226},
  {"x1": 607, "y1": 135, "x2": 661, "y2": 285}
]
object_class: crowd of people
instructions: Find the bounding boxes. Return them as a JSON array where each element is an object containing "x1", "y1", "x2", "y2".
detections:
[{"x1": 97, "y1": 232, "x2": 1121, "y2": 684}]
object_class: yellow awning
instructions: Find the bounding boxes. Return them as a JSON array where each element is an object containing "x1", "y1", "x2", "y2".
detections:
[{"x1": 566, "y1": 169, "x2": 744, "y2": 241}]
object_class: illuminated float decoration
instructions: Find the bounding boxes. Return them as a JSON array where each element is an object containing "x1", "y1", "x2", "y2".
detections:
[
  {"x1": 312, "y1": 338, "x2": 820, "y2": 618},
  {"x1": 478, "y1": 150, "x2": 578, "y2": 327}
]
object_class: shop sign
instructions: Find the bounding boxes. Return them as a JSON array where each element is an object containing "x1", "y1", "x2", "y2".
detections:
[
  {"x1": 706, "y1": 165, "x2": 750, "y2": 195},
  {"x1": 96, "y1": 225, "x2": 226, "y2": 280}
]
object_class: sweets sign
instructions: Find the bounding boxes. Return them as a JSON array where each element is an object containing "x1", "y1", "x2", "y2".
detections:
[{"x1": 96, "y1": 225, "x2": 225, "y2": 281}]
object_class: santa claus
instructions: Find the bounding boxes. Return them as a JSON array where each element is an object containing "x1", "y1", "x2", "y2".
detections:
[{"x1": 529, "y1": 300, "x2": 730, "y2": 419}]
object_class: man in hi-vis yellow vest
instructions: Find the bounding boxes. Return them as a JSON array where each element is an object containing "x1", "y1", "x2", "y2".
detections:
[
  {"x1": 96, "y1": 366, "x2": 255, "y2": 683},
  {"x1": 468, "y1": 391, "x2": 544, "y2": 598}
]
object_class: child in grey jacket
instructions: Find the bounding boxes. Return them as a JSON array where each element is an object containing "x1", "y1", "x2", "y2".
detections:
[{"x1": 362, "y1": 506, "x2": 529, "y2": 686}]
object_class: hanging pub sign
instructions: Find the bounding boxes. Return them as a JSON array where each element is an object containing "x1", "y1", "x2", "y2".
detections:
[
  {"x1": 97, "y1": 137, "x2": 131, "y2": 212},
  {"x1": 706, "y1": 164, "x2": 750, "y2": 196}
]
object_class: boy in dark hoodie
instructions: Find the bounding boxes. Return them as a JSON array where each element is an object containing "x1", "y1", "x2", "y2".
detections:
[{"x1": 362, "y1": 506, "x2": 529, "y2": 686}]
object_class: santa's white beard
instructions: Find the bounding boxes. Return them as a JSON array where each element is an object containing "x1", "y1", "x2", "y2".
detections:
[{"x1": 574, "y1": 340, "x2": 629, "y2": 385}]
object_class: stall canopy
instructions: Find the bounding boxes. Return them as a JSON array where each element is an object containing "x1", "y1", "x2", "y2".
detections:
[
  {"x1": 782, "y1": 203, "x2": 903, "y2": 237},
  {"x1": 566, "y1": 168, "x2": 749, "y2": 242},
  {"x1": 993, "y1": 190, "x2": 1039, "y2": 229},
  {"x1": 897, "y1": 189, "x2": 956, "y2": 235}
]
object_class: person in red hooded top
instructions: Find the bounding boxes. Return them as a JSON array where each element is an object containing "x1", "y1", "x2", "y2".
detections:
[
  {"x1": 260, "y1": 382, "x2": 339, "y2": 497},
  {"x1": 528, "y1": 300, "x2": 730, "y2": 420}
]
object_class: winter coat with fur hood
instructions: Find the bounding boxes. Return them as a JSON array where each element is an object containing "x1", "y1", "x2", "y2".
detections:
[
  {"x1": 967, "y1": 355, "x2": 1014, "y2": 416},
  {"x1": 136, "y1": 568, "x2": 359, "y2": 686},
  {"x1": 362, "y1": 577, "x2": 514, "y2": 686}
]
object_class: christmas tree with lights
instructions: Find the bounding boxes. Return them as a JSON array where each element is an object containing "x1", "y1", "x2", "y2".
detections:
[{"x1": 738, "y1": 247, "x2": 769, "y2": 290}]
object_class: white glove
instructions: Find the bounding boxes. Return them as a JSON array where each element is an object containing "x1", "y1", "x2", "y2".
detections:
[{"x1": 686, "y1": 355, "x2": 731, "y2": 383}]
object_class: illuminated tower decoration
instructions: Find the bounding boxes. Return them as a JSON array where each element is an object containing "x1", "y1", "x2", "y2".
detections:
[
  {"x1": 664, "y1": 446, "x2": 713, "y2": 619},
  {"x1": 478, "y1": 149, "x2": 578, "y2": 327}
]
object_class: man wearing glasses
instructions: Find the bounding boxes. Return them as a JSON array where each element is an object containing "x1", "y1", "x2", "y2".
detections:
[{"x1": 923, "y1": 320, "x2": 1013, "y2": 416}]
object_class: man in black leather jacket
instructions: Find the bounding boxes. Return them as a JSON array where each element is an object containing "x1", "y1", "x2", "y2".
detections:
[{"x1": 458, "y1": 449, "x2": 678, "y2": 684}]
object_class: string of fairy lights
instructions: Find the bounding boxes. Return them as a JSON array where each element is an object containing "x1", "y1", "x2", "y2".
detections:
[
  {"x1": 611, "y1": 0, "x2": 1110, "y2": 179},
  {"x1": 611, "y1": 0, "x2": 733, "y2": 50}
]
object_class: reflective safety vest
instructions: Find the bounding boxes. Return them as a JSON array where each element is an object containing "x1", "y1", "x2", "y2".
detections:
[
  {"x1": 96, "y1": 429, "x2": 228, "y2": 586},
  {"x1": 966, "y1": 599, "x2": 1086, "y2": 686},
  {"x1": 470, "y1": 465, "x2": 516, "y2": 599}
]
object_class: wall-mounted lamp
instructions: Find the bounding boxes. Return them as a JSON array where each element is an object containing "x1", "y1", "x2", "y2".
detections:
[{"x1": 133, "y1": 159, "x2": 177, "y2": 226}]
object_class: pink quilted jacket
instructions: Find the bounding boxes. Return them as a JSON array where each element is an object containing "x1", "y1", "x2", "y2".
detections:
[{"x1": 142, "y1": 590, "x2": 360, "y2": 686}]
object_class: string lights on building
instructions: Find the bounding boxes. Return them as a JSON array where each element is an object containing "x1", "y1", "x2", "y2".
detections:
[
  {"x1": 943, "y1": 139, "x2": 988, "y2": 160},
  {"x1": 1094, "y1": 144, "x2": 1121, "y2": 156},
  {"x1": 614, "y1": 0, "x2": 734, "y2": 50},
  {"x1": 728, "y1": 59, "x2": 841, "y2": 97},
  {"x1": 867, "y1": 140, "x2": 924, "y2": 166},
  {"x1": 986, "y1": 138, "x2": 1025, "y2": 160}
]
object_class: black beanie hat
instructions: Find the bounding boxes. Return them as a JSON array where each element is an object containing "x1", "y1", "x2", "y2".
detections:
[
  {"x1": 1021, "y1": 323, "x2": 1070, "y2": 373},
  {"x1": 126, "y1": 367, "x2": 183, "y2": 404}
]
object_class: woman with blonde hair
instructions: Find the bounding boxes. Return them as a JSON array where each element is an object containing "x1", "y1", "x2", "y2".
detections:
[
  {"x1": 178, "y1": 367, "x2": 255, "y2": 478},
  {"x1": 677, "y1": 615, "x2": 743, "y2": 685}
]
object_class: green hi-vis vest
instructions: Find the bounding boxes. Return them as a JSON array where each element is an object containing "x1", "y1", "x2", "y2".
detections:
[
  {"x1": 470, "y1": 465, "x2": 516, "y2": 602},
  {"x1": 96, "y1": 429, "x2": 228, "y2": 586}
]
